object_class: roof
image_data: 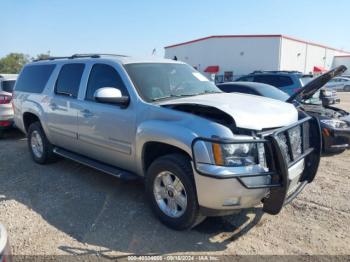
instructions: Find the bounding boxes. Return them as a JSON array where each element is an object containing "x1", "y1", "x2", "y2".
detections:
[
  {"x1": 313, "y1": 66, "x2": 327, "y2": 73},
  {"x1": 31, "y1": 54, "x2": 183, "y2": 66},
  {"x1": 165, "y1": 34, "x2": 350, "y2": 54},
  {"x1": 217, "y1": 81, "x2": 275, "y2": 89},
  {"x1": 204, "y1": 65, "x2": 219, "y2": 73},
  {"x1": 334, "y1": 55, "x2": 350, "y2": 58}
]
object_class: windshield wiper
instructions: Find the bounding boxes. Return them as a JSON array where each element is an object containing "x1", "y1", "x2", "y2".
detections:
[
  {"x1": 152, "y1": 93, "x2": 201, "y2": 101},
  {"x1": 152, "y1": 91, "x2": 222, "y2": 101}
]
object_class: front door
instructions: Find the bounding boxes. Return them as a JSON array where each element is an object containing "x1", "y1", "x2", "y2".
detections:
[{"x1": 76, "y1": 63, "x2": 136, "y2": 171}]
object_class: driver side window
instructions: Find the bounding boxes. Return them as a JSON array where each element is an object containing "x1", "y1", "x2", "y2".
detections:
[{"x1": 86, "y1": 64, "x2": 128, "y2": 101}]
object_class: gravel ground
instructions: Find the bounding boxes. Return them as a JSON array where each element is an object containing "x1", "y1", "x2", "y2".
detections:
[{"x1": 0, "y1": 93, "x2": 350, "y2": 258}]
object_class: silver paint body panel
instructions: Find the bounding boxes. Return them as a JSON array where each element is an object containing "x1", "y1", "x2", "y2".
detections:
[{"x1": 13, "y1": 56, "x2": 303, "y2": 212}]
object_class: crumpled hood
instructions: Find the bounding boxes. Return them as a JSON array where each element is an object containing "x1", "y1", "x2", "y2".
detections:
[{"x1": 160, "y1": 93, "x2": 298, "y2": 130}]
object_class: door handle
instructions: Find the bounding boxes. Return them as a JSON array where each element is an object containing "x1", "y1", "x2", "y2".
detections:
[
  {"x1": 49, "y1": 103, "x2": 58, "y2": 110},
  {"x1": 81, "y1": 109, "x2": 94, "y2": 118}
]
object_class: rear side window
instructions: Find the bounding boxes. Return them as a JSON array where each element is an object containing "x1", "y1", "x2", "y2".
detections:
[
  {"x1": 254, "y1": 75, "x2": 293, "y2": 87},
  {"x1": 2, "y1": 80, "x2": 16, "y2": 93},
  {"x1": 55, "y1": 63, "x2": 85, "y2": 98},
  {"x1": 15, "y1": 64, "x2": 55, "y2": 93},
  {"x1": 86, "y1": 64, "x2": 127, "y2": 101}
]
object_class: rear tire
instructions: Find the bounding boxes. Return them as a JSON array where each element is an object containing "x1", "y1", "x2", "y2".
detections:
[
  {"x1": 146, "y1": 153, "x2": 205, "y2": 230},
  {"x1": 344, "y1": 85, "x2": 350, "y2": 92},
  {"x1": 27, "y1": 122, "x2": 56, "y2": 164}
]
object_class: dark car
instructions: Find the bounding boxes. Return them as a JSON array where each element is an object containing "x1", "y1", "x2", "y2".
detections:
[
  {"x1": 217, "y1": 66, "x2": 350, "y2": 154},
  {"x1": 235, "y1": 71, "x2": 339, "y2": 106},
  {"x1": 0, "y1": 224, "x2": 11, "y2": 262},
  {"x1": 235, "y1": 70, "x2": 313, "y2": 95}
]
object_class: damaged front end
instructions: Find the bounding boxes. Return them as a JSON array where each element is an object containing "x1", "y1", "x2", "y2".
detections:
[
  {"x1": 191, "y1": 112, "x2": 321, "y2": 215},
  {"x1": 162, "y1": 103, "x2": 237, "y2": 131}
]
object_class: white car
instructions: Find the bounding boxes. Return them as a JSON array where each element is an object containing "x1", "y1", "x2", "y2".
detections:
[
  {"x1": 0, "y1": 223, "x2": 10, "y2": 262},
  {"x1": 0, "y1": 74, "x2": 17, "y2": 137},
  {"x1": 325, "y1": 76, "x2": 350, "y2": 92}
]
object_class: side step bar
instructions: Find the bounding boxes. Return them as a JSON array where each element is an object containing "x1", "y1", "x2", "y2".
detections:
[{"x1": 53, "y1": 147, "x2": 139, "y2": 181}]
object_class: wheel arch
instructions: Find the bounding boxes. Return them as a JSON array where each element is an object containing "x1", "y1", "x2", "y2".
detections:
[
  {"x1": 142, "y1": 141, "x2": 192, "y2": 174},
  {"x1": 23, "y1": 112, "x2": 41, "y2": 133}
]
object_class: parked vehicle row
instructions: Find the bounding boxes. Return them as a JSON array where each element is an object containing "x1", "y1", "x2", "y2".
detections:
[
  {"x1": 235, "y1": 70, "x2": 340, "y2": 106},
  {"x1": 217, "y1": 66, "x2": 350, "y2": 154},
  {"x1": 12, "y1": 54, "x2": 323, "y2": 230},
  {"x1": 325, "y1": 77, "x2": 350, "y2": 92},
  {"x1": 235, "y1": 70, "x2": 313, "y2": 95}
]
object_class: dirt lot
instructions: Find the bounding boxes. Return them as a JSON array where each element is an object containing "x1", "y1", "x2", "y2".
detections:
[{"x1": 1, "y1": 93, "x2": 350, "y2": 258}]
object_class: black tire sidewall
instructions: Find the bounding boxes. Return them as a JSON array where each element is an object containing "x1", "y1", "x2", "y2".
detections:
[
  {"x1": 27, "y1": 122, "x2": 53, "y2": 164},
  {"x1": 146, "y1": 154, "x2": 200, "y2": 230},
  {"x1": 345, "y1": 86, "x2": 350, "y2": 91}
]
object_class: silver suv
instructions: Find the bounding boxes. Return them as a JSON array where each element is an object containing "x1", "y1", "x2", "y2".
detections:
[{"x1": 13, "y1": 54, "x2": 321, "y2": 230}]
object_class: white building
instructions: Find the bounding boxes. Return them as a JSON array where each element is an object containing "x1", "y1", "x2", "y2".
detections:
[
  {"x1": 164, "y1": 35, "x2": 350, "y2": 81},
  {"x1": 332, "y1": 56, "x2": 350, "y2": 75}
]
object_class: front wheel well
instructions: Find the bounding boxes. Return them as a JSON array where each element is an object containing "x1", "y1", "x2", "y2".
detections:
[
  {"x1": 23, "y1": 112, "x2": 40, "y2": 133},
  {"x1": 142, "y1": 142, "x2": 192, "y2": 173}
]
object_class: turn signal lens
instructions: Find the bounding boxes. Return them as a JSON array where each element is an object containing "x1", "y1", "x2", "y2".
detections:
[
  {"x1": 323, "y1": 128, "x2": 330, "y2": 137},
  {"x1": 212, "y1": 143, "x2": 224, "y2": 165}
]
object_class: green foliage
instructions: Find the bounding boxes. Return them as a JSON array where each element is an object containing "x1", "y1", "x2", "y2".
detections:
[
  {"x1": 34, "y1": 52, "x2": 51, "y2": 61},
  {"x1": 0, "y1": 53, "x2": 30, "y2": 74}
]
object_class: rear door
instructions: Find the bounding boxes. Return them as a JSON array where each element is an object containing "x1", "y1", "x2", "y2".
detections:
[
  {"x1": 76, "y1": 63, "x2": 136, "y2": 171},
  {"x1": 46, "y1": 63, "x2": 85, "y2": 152}
]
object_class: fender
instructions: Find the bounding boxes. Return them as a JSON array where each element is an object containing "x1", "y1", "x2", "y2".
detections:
[
  {"x1": 21, "y1": 97, "x2": 53, "y2": 142},
  {"x1": 135, "y1": 120, "x2": 200, "y2": 175}
]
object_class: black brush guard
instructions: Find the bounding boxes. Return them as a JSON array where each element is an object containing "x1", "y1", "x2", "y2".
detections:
[{"x1": 192, "y1": 116, "x2": 321, "y2": 215}]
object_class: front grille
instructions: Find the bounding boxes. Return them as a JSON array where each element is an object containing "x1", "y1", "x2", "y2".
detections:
[{"x1": 275, "y1": 121, "x2": 310, "y2": 166}]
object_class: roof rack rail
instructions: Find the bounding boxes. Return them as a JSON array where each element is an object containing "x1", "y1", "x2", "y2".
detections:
[
  {"x1": 250, "y1": 70, "x2": 303, "y2": 75},
  {"x1": 33, "y1": 53, "x2": 128, "y2": 62}
]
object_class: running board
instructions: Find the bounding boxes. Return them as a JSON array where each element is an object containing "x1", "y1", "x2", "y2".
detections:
[{"x1": 53, "y1": 147, "x2": 139, "y2": 181}]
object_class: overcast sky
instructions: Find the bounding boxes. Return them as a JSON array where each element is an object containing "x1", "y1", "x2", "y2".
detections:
[{"x1": 1, "y1": 0, "x2": 350, "y2": 58}]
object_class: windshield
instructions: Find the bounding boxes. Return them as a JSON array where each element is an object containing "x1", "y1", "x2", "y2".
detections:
[
  {"x1": 2, "y1": 80, "x2": 16, "y2": 93},
  {"x1": 124, "y1": 63, "x2": 221, "y2": 102}
]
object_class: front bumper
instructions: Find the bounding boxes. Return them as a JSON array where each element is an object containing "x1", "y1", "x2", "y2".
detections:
[
  {"x1": 322, "y1": 126, "x2": 350, "y2": 152},
  {"x1": 322, "y1": 96, "x2": 340, "y2": 106},
  {"x1": 192, "y1": 116, "x2": 321, "y2": 216}
]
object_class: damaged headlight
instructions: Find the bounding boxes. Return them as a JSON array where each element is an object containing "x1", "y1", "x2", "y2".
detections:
[
  {"x1": 212, "y1": 142, "x2": 267, "y2": 168},
  {"x1": 320, "y1": 119, "x2": 348, "y2": 129}
]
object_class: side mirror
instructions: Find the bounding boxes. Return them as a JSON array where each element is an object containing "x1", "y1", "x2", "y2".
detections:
[{"x1": 94, "y1": 87, "x2": 129, "y2": 107}]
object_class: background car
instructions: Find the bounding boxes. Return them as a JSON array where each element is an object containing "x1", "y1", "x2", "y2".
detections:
[
  {"x1": 217, "y1": 67, "x2": 350, "y2": 154},
  {"x1": 235, "y1": 70, "x2": 313, "y2": 95},
  {"x1": 0, "y1": 74, "x2": 17, "y2": 137},
  {"x1": 0, "y1": 223, "x2": 11, "y2": 262},
  {"x1": 325, "y1": 76, "x2": 350, "y2": 92}
]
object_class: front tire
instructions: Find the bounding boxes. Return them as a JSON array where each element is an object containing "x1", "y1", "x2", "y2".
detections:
[
  {"x1": 344, "y1": 85, "x2": 350, "y2": 92},
  {"x1": 27, "y1": 122, "x2": 55, "y2": 164},
  {"x1": 146, "y1": 154, "x2": 205, "y2": 230}
]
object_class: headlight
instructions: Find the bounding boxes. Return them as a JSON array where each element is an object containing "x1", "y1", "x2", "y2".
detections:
[
  {"x1": 321, "y1": 90, "x2": 332, "y2": 97},
  {"x1": 212, "y1": 142, "x2": 267, "y2": 168},
  {"x1": 320, "y1": 119, "x2": 348, "y2": 129}
]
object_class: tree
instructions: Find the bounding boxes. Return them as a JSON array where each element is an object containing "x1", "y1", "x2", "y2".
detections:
[
  {"x1": 0, "y1": 53, "x2": 30, "y2": 74},
  {"x1": 33, "y1": 51, "x2": 51, "y2": 61}
]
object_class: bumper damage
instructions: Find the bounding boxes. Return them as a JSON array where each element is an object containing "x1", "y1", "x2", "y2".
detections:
[{"x1": 192, "y1": 116, "x2": 321, "y2": 216}]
